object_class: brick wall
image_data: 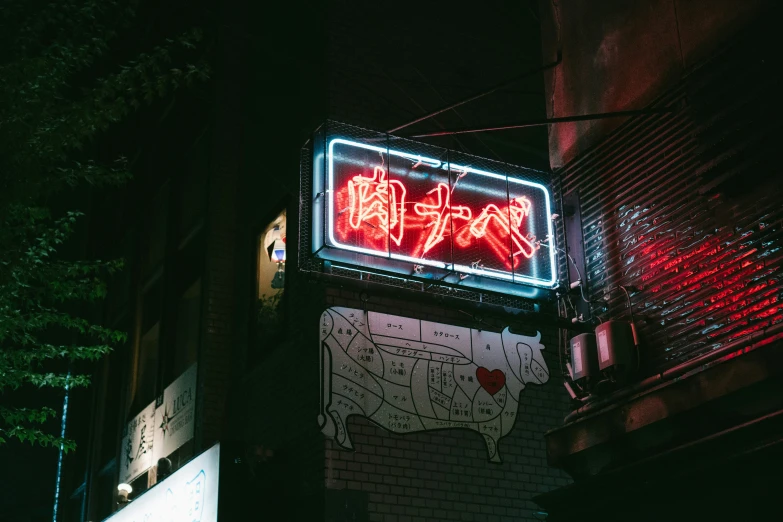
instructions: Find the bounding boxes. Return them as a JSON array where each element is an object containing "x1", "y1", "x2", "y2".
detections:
[
  {"x1": 197, "y1": 0, "x2": 245, "y2": 450},
  {"x1": 200, "y1": 195, "x2": 236, "y2": 447},
  {"x1": 228, "y1": 278, "x2": 571, "y2": 521},
  {"x1": 322, "y1": 287, "x2": 572, "y2": 522}
]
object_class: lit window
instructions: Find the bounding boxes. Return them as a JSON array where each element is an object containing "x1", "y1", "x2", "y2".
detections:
[
  {"x1": 255, "y1": 209, "x2": 286, "y2": 355},
  {"x1": 258, "y1": 209, "x2": 287, "y2": 298}
]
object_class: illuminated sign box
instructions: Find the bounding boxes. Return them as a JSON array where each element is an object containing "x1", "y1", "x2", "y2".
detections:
[
  {"x1": 105, "y1": 444, "x2": 220, "y2": 522},
  {"x1": 310, "y1": 123, "x2": 556, "y2": 294}
]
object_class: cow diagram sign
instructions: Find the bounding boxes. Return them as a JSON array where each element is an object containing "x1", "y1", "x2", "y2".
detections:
[{"x1": 319, "y1": 307, "x2": 550, "y2": 462}]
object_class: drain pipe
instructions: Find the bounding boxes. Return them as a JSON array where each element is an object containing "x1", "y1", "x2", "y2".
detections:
[{"x1": 564, "y1": 321, "x2": 783, "y2": 424}]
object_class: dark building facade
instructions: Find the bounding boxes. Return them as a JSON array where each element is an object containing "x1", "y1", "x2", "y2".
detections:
[
  {"x1": 59, "y1": 2, "x2": 573, "y2": 522},
  {"x1": 56, "y1": 1, "x2": 783, "y2": 522},
  {"x1": 534, "y1": 0, "x2": 783, "y2": 520}
]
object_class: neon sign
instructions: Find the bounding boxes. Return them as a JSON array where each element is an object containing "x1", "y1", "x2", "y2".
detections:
[{"x1": 315, "y1": 137, "x2": 556, "y2": 289}]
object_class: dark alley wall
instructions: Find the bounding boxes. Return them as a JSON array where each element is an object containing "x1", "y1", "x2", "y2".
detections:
[
  {"x1": 539, "y1": 0, "x2": 775, "y2": 168},
  {"x1": 53, "y1": 1, "x2": 570, "y2": 521},
  {"x1": 545, "y1": 7, "x2": 783, "y2": 373},
  {"x1": 229, "y1": 283, "x2": 572, "y2": 522}
]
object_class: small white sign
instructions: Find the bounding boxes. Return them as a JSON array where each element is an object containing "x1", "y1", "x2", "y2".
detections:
[
  {"x1": 105, "y1": 443, "x2": 220, "y2": 522},
  {"x1": 572, "y1": 341, "x2": 583, "y2": 375},
  {"x1": 598, "y1": 330, "x2": 610, "y2": 363},
  {"x1": 153, "y1": 364, "x2": 197, "y2": 462},
  {"x1": 119, "y1": 401, "x2": 156, "y2": 484}
]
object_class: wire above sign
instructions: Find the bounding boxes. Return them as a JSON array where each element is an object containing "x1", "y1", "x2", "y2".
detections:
[{"x1": 309, "y1": 122, "x2": 557, "y2": 295}]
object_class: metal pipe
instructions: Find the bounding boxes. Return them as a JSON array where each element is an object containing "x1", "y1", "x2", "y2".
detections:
[
  {"x1": 564, "y1": 321, "x2": 783, "y2": 423},
  {"x1": 386, "y1": 50, "x2": 563, "y2": 134},
  {"x1": 564, "y1": 381, "x2": 577, "y2": 400},
  {"x1": 408, "y1": 107, "x2": 677, "y2": 138}
]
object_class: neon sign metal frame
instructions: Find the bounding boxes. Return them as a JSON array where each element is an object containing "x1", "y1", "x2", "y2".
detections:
[{"x1": 316, "y1": 136, "x2": 557, "y2": 290}]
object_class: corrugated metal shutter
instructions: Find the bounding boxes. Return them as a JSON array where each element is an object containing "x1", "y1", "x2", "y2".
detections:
[{"x1": 556, "y1": 21, "x2": 783, "y2": 373}]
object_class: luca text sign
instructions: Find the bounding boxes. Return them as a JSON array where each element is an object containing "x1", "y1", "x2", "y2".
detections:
[{"x1": 153, "y1": 364, "x2": 197, "y2": 461}]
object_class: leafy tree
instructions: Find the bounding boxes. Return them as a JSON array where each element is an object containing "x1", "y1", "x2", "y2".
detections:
[{"x1": 0, "y1": 0, "x2": 210, "y2": 451}]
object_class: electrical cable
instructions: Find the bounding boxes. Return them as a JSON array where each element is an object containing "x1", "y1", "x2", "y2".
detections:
[
  {"x1": 557, "y1": 303, "x2": 564, "y2": 378},
  {"x1": 620, "y1": 284, "x2": 641, "y2": 371},
  {"x1": 566, "y1": 251, "x2": 602, "y2": 306},
  {"x1": 412, "y1": 66, "x2": 502, "y2": 162},
  {"x1": 543, "y1": 240, "x2": 601, "y2": 307},
  {"x1": 557, "y1": 298, "x2": 570, "y2": 380},
  {"x1": 566, "y1": 294, "x2": 578, "y2": 316},
  {"x1": 549, "y1": 241, "x2": 603, "y2": 325},
  {"x1": 368, "y1": 61, "x2": 476, "y2": 155},
  {"x1": 620, "y1": 285, "x2": 635, "y2": 324}
]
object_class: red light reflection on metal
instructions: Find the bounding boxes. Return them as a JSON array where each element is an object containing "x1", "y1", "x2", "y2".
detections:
[{"x1": 636, "y1": 213, "x2": 781, "y2": 356}]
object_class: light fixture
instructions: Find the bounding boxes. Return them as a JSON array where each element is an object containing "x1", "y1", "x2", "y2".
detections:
[
  {"x1": 265, "y1": 222, "x2": 286, "y2": 264},
  {"x1": 270, "y1": 238, "x2": 286, "y2": 263},
  {"x1": 117, "y1": 483, "x2": 132, "y2": 503},
  {"x1": 157, "y1": 457, "x2": 173, "y2": 480}
]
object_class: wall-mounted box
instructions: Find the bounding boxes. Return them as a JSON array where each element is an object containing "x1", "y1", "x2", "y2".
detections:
[
  {"x1": 570, "y1": 332, "x2": 599, "y2": 381},
  {"x1": 595, "y1": 320, "x2": 636, "y2": 372}
]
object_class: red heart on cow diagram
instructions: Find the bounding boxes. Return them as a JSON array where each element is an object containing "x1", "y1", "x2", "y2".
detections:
[{"x1": 476, "y1": 367, "x2": 506, "y2": 396}]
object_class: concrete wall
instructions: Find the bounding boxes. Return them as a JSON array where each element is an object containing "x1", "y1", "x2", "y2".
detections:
[{"x1": 539, "y1": 0, "x2": 774, "y2": 168}]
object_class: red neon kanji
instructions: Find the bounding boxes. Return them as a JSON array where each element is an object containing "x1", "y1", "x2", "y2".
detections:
[
  {"x1": 336, "y1": 167, "x2": 540, "y2": 268},
  {"x1": 347, "y1": 166, "x2": 406, "y2": 246},
  {"x1": 413, "y1": 183, "x2": 472, "y2": 253},
  {"x1": 469, "y1": 196, "x2": 539, "y2": 260}
]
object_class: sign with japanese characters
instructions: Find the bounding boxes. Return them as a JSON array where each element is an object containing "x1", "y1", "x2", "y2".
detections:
[
  {"x1": 153, "y1": 363, "x2": 197, "y2": 462},
  {"x1": 319, "y1": 307, "x2": 550, "y2": 462},
  {"x1": 107, "y1": 443, "x2": 220, "y2": 522},
  {"x1": 314, "y1": 137, "x2": 556, "y2": 288},
  {"x1": 120, "y1": 401, "x2": 156, "y2": 484}
]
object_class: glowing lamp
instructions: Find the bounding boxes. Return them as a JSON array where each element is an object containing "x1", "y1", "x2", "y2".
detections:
[
  {"x1": 271, "y1": 239, "x2": 286, "y2": 263},
  {"x1": 117, "y1": 483, "x2": 132, "y2": 503}
]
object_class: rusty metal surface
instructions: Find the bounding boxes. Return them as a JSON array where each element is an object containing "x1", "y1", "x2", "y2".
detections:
[{"x1": 546, "y1": 340, "x2": 783, "y2": 475}]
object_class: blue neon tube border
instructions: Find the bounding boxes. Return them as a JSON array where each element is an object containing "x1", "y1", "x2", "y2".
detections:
[{"x1": 325, "y1": 138, "x2": 557, "y2": 288}]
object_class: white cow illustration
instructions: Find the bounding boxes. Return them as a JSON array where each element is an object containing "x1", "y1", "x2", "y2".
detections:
[{"x1": 318, "y1": 306, "x2": 549, "y2": 462}]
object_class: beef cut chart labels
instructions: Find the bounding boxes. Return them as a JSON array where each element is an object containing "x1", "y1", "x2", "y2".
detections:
[{"x1": 318, "y1": 307, "x2": 550, "y2": 462}]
